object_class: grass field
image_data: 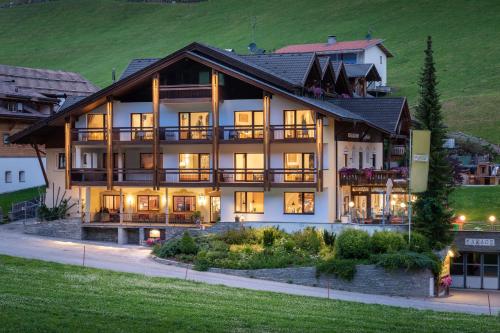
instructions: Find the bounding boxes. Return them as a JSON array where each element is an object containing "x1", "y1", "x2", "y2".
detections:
[
  {"x1": 450, "y1": 186, "x2": 500, "y2": 222},
  {"x1": 0, "y1": 255, "x2": 497, "y2": 332},
  {"x1": 0, "y1": 186, "x2": 44, "y2": 215},
  {"x1": 0, "y1": 0, "x2": 499, "y2": 143}
]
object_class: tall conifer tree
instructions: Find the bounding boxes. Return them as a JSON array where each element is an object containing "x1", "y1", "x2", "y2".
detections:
[{"x1": 413, "y1": 36, "x2": 454, "y2": 248}]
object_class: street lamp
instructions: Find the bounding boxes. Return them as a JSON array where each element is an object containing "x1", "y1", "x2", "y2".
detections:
[{"x1": 488, "y1": 215, "x2": 496, "y2": 223}]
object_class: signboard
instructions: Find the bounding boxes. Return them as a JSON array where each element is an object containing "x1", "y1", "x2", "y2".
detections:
[
  {"x1": 465, "y1": 238, "x2": 495, "y2": 247},
  {"x1": 410, "y1": 130, "x2": 431, "y2": 193}
]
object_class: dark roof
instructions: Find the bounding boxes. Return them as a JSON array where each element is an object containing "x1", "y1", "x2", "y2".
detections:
[
  {"x1": 120, "y1": 58, "x2": 160, "y2": 80},
  {"x1": 0, "y1": 64, "x2": 98, "y2": 96},
  {"x1": 59, "y1": 95, "x2": 86, "y2": 111},
  {"x1": 328, "y1": 98, "x2": 408, "y2": 133},
  {"x1": 344, "y1": 63, "x2": 381, "y2": 81},
  {"x1": 330, "y1": 61, "x2": 342, "y2": 80}
]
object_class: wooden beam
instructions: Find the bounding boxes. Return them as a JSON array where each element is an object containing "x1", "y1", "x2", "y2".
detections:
[
  {"x1": 32, "y1": 143, "x2": 48, "y2": 187},
  {"x1": 64, "y1": 117, "x2": 72, "y2": 189},
  {"x1": 152, "y1": 73, "x2": 160, "y2": 190},
  {"x1": 263, "y1": 92, "x2": 271, "y2": 191},
  {"x1": 106, "y1": 97, "x2": 114, "y2": 190},
  {"x1": 211, "y1": 69, "x2": 219, "y2": 189},
  {"x1": 316, "y1": 115, "x2": 324, "y2": 192}
]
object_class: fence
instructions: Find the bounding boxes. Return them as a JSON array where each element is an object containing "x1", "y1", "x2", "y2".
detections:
[{"x1": 11, "y1": 196, "x2": 43, "y2": 221}]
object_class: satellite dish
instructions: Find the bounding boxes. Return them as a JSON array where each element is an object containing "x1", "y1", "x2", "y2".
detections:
[{"x1": 248, "y1": 42, "x2": 257, "y2": 54}]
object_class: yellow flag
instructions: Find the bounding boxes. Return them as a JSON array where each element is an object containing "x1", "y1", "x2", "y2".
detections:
[{"x1": 410, "y1": 130, "x2": 431, "y2": 193}]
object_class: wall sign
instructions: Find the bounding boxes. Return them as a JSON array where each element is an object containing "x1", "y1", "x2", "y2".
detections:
[{"x1": 465, "y1": 238, "x2": 495, "y2": 246}]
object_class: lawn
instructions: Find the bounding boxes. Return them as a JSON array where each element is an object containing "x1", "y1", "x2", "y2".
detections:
[
  {"x1": 0, "y1": 255, "x2": 497, "y2": 333},
  {"x1": 0, "y1": 186, "x2": 45, "y2": 215},
  {"x1": 0, "y1": 0, "x2": 499, "y2": 143},
  {"x1": 450, "y1": 186, "x2": 500, "y2": 222}
]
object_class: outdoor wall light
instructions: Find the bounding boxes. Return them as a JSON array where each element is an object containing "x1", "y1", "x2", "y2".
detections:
[
  {"x1": 400, "y1": 202, "x2": 406, "y2": 209},
  {"x1": 458, "y1": 215, "x2": 466, "y2": 222},
  {"x1": 198, "y1": 194, "x2": 207, "y2": 206},
  {"x1": 488, "y1": 215, "x2": 496, "y2": 222},
  {"x1": 348, "y1": 201, "x2": 355, "y2": 208},
  {"x1": 447, "y1": 249, "x2": 454, "y2": 258},
  {"x1": 149, "y1": 229, "x2": 160, "y2": 239},
  {"x1": 126, "y1": 195, "x2": 133, "y2": 206},
  {"x1": 161, "y1": 195, "x2": 167, "y2": 205}
]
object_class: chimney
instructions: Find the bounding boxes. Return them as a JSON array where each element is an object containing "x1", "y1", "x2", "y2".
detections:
[{"x1": 327, "y1": 35, "x2": 337, "y2": 45}]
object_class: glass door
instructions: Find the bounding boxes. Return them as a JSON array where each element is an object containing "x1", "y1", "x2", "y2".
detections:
[
  {"x1": 466, "y1": 253, "x2": 481, "y2": 288},
  {"x1": 210, "y1": 196, "x2": 220, "y2": 223},
  {"x1": 87, "y1": 114, "x2": 106, "y2": 141},
  {"x1": 353, "y1": 195, "x2": 368, "y2": 220},
  {"x1": 483, "y1": 254, "x2": 498, "y2": 289},
  {"x1": 131, "y1": 113, "x2": 153, "y2": 141}
]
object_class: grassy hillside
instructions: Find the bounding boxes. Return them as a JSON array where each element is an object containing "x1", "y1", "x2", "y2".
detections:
[{"x1": 0, "y1": 0, "x2": 499, "y2": 142}]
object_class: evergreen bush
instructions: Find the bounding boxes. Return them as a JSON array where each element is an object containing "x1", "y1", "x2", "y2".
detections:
[
  {"x1": 334, "y1": 229, "x2": 371, "y2": 259},
  {"x1": 371, "y1": 231, "x2": 407, "y2": 253}
]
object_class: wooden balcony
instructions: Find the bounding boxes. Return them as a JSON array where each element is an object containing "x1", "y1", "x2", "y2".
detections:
[
  {"x1": 269, "y1": 168, "x2": 317, "y2": 187},
  {"x1": 71, "y1": 168, "x2": 107, "y2": 185},
  {"x1": 160, "y1": 126, "x2": 212, "y2": 143},
  {"x1": 113, "y1": 168, "x2": 155, "y2": 186},
  {"x1": 391, "y1": 145, "x2": 406, "y2": 156},
  {"x1": 159, "y1": 84, "x2": 212, "y2": 103},
  {"x1": 339, "y1": 169, "x2": 406, "y2": 186},
  {"x1": 87, "y1": 212, "x2": 196, "y2": 225},
  {"x1": 158, "y1": 168, "x2": 214, "y2": 186},
  {"x1": 219, "y1": 126, "x2": 264, "y2": 143},
  {"x1": 270, "y1": 125, "x2": 316, "y2": 142},
  {"x1": 218, "y1": 168, "x2": 265, "y2": 186},
  {"x1": 112, "y1": 127, "x2": 154, "y2": 143},
  {"x1": 71, "y1": 128, "x2": 107, "y2": 144}
]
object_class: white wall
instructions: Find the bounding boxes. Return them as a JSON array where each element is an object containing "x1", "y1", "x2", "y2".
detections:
[
  {"x1": 0, "y1": 157, "x2": 46, "y2": 194},
  {"x1": 337, "y1": 141, "x2": 383, "y2": 170},
  {"x1": 363, "y1": 46, "x2": 387, "y2": 86},
  {"x1": 44, "y1": 149, "x2": 79, "y2": 213}
]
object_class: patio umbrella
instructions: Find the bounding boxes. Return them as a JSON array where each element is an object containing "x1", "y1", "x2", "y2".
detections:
[{"x1": 384, "y1": 178, "x2": 393, "y2": 216}]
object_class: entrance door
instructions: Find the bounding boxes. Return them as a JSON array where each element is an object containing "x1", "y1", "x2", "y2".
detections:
[
  {"x1": 466, "y1": 253, "x2": 481, "y2": 288},
  {"x1": 353, "y1": 195, "x2": 368, "y2": 220},
  {"x1": 210, "y1": 196, "x2": 220, "y2": 223}
]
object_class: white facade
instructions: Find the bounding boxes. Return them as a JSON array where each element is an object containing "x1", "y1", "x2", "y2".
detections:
[
  {"x1": 362, "y1": 46, "x2": 388, "y2": 86},
  {"x1": 0, "y1": 157, "x2": 46, "y2": 194}
]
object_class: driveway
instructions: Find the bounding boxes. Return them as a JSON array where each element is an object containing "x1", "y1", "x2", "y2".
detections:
[{"x1": 0, "y1": 222, "x2": 498, "y2": 316}]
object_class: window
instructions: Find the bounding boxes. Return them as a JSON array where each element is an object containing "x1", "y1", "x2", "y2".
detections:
[
  {"x1": 173, "y1": 196, "x2": 196, "y2": 212},
  {"x1": 284, "y1": 192, "x2": 315, "y2": 214},
  {"x1": 140, "y1": 153, "x2": 160, "y2": 169},
  {"x1": 7, "y1": 102, "x2": 21, "y2": 112},
  {"x1": 103, "y1": 153, "x2": 124, "y2": 169},
  {"x1": 343, "y1": 153, "x2": 348, "y2": 168},
  {"x1": 131, "y1": 113, "x2": 153, "y2": 140},
  {"x1": 87, "y1": 114, "x2": 106, "y2": 141},
  {"x1": 342, "y1": 53, "x2": 357, "y2": 64},
  {"x1": 137, "y1": 195, "x2": 159, "y2": 211},
  {"x1": 380, "y1": 56, "x2": 383, "y2": 65},
  {"x1": 102, "y1": 195, "x2": 120, "y2": 212},
  {"x1": 3, "y1": 133, "x2": 9, "y2": 145},
  {"x1": 179, "y1": 153, "x2": 210, "y2": 181},
  {"x1": 450, "y1": 257, "x2": 464, "y2": 275},
  {"x1": 372, "y1": 154, "x2": 376, "y2": 168},
  {"x1": 179, "y1": 112, "x2": 209, "y2": 140},
  {"x1": 358, "y1": 151, "x2": 363, "y2": 169},
  {"x1": 235, "y1": 192, "x2": 264, "y2": 213},
  {"x1": 234, "y1": 153, "x2": 264, "y2": 181},
  {"x1": 284, "y1": 110, "x2": 314, "y2": 139},
  {"x1": 234, "y1": 111, "x2": 263, "y2": 139},
  {"x1": 284, "y1": 153, "x2": 315, "y2": 182},
  {"x1": 18, "y1": 171, "x2": 25, "y2": 183},
  {"x1": 5, "y1": 171, "x2": 12, "y2": 183},
  {"x1": 58, "y1": 153, "x2": 66, "y2": 169}
]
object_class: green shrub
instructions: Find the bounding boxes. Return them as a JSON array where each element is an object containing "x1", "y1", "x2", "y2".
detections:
[
  {"x1": 293, "y1": 227, "x2": 323, "y2": 254},
  {"x1": 322, "y1": 230, "x2": 336, "y2": 247},
  {"x1": 371, "y1": 231, "x2": 407, "y2": 253},
  {"x1": 179, "y1": 231, "x2": 198, "y2": 255},
  {"x1": 193, "y1": 251, "x2": 210, "y2": 271},
  {"x1": 154, "y1": 239, "x2": 181, "y2": 258},
  {"x1": 334, "y1": 229, "x2": 371, "y2": 259},
  {"x1": 317, "y1": 257, "x2": 357, "y2": 281},
  {"x1": 372, "y1": 251, "x2": 440, "y2": 274},
  {"x1": 262, "y1": 228, "x2": 276, "y2": 247},
  {"x1": 406, "y1": 232, "x2": 431, "y2": 253},
  {"x1": 216, "y1": 228, "x2": 258, "y2": 245}
]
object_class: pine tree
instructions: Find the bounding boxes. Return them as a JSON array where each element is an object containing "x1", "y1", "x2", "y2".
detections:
[{"x1": 413, "y1": 36, "x2": 455, "y2": 248}]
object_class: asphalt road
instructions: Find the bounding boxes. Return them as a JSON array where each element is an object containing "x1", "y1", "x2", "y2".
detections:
[{"x1": 0, "y1": 222, "x2": 499, "y2": 315}]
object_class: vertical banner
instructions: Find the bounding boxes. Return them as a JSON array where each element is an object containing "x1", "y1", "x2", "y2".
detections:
[{"x1": 410, "y1": 130, "x2": 431, "y2": 193}]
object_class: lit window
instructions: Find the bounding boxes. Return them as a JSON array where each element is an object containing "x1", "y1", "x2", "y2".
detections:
[
  {"x1": 137, "y1": 195, "x2": 159, "y2": 211},
  {"x1": 235, "y1": 192, "x2": 264, "y2": 213},
  {"x1": 18, "y1": 171, "x2": 25, "y2": 183},
  {"x1": 173, "y1": 196, "x2": 196, "y2": 212},
  {"x1": 5, "y1": 171, "x2": 12, "y2": 183},
  {"x1": 284, "y1": 192, "x2": 315, "y2": 214},
  {"x1": 102, "y1": 195, "x2": 120, "y2": 212}
]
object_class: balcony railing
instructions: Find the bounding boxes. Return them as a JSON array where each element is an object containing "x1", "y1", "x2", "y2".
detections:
[
  {"x1": 391, "y1": 145, "x2": 406, "y2": 156},
  {"x1": 219, "y1": 126, "x2": 264, "y2": 142},
  {"x1": 339, "y1": 169, "x2": 407, "y2": 186},
  {"x1": 71, "y1": 168, "x2": 107, "y2": 184},
  {"x1": 113, "y1": 168, "x2": 154, "y2": 185},
  {"x1": 87, "y1": 212, "x2": 197, "y2": 224},
  {"x1": 72, "y1": 128, "x2": 107, "y2": 142},
  {"x1": 160, "y1": 126, "x2": 212, "y2": 142},
  {"x1": 112, "y1": 127, "x2": 154, "y2": 142},
  {"x1": 159, "y1": 84, "x2": 212, "y2": 102},
  {"x1": 269, "y1": 168, "x2": 317, "y2": 185},
  {"x1": 218, "y1": 168, "x2": 265, "y2": 184},
  {"x1": 158, "y1": 168, "x2": 213, "y2": 185},
  {"x1": 271, "y1": 124, "x2": 316, "y2": 141}
]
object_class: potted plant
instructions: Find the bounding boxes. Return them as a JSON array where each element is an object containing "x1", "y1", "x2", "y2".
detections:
[
  {"x1": 98, "y1": 207, "x2": 110, "y2": 222},
  {"x1": 192, "y1": 210, "x2": 202, "y2": 225}
]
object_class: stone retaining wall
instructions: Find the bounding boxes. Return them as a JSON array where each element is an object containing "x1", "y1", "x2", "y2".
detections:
[
  {"x1": 152, "y1": 256, "x2": 433, "y2": 297},
  {"x1": 24, "y1": 218, "x2": 82, "y2": 240}
]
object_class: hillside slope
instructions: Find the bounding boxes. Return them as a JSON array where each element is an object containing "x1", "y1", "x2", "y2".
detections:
[{"x1": 0, "y1": 0, "x2": 499, "y2": 142}]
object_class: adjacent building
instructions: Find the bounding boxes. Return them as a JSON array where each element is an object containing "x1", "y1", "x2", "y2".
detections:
[
  {"x1": 10, "y1": 42, "x2": 410, "y2": 239},
  {"x1": 0, "y1": 64, "x2": 97, "y2": 193}
]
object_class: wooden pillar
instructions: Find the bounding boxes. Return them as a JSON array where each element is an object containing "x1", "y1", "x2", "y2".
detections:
[
  {"x1": 32, "y1": 144, "x2": 48, "y2": 187},
  {"x1": 165, "y1": 187, "x2": 169, "y2": 224},
  {"x1": 211, "y1": 69, "x2": 219, "y2": 188},
  {"x1": 119, "y1": 188, "x2": 124, "y2": 224},
  {"x1": 64, "y1": 117, "x2": 72, "y2": 189},
  {"x1": 316, "y1": 115, "x2": 324, "y2": 192},
  {"x1": 152, "y1": 73, "x2": 160, "y2": 190},
  {"x1": 106, "y1": 97, "x2": 114, "y2": 190},
  {"x1": 263, "y1": 92, "x2": 271, "y2": 191}
]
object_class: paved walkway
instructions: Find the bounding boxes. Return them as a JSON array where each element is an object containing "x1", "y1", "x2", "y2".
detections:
[{"x1": 0, "y1": 222, "x2": 499, "y2": 315}]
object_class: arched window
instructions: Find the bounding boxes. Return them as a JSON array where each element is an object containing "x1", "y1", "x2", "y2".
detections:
[
  {"x1": 19, "y1": 171, "x2": 25, "y2": 183},
  {"x1": 5, "y1": 171, "x2": 12, "y2": 183}
]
